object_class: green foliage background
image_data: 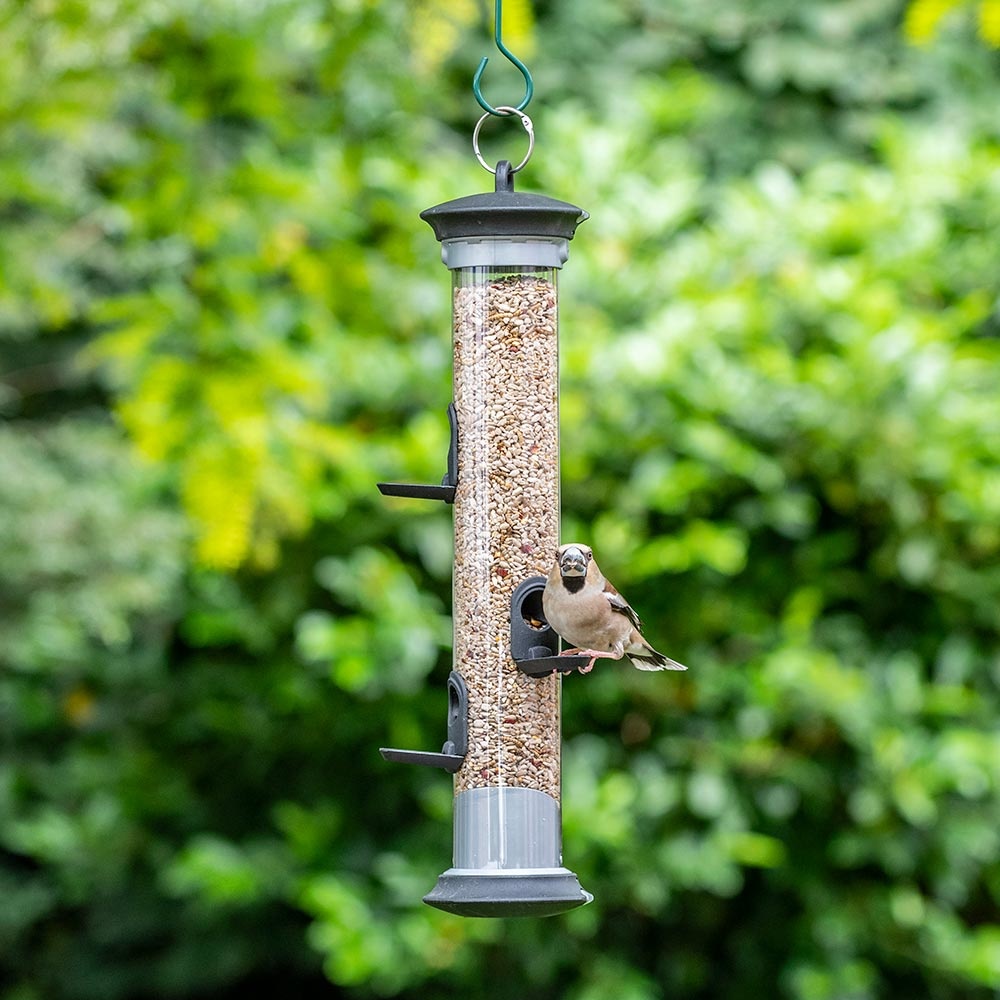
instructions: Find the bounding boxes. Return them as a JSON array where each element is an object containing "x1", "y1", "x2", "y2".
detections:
[{"x1": 2, "y1": 1, "x2": 999, "y2": 997}]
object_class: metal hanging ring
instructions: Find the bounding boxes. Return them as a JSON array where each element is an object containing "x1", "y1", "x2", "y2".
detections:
[{"x1": 472, "y1": 106, "x2": 535, "y2": 174}]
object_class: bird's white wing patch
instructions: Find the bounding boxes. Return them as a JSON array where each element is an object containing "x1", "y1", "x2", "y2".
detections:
[{"x1": 604, "y1": 589, "x2": 642, "y2": 631}]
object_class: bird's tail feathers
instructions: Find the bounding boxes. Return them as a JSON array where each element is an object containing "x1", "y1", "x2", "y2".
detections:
[{"x1": 628, "y1": 652, "x2": 687, "y2": 672}]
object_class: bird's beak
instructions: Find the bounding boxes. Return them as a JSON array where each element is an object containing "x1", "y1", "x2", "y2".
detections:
[{"x1": 558, "y1": 547, "x2": 588, "y2": 577}]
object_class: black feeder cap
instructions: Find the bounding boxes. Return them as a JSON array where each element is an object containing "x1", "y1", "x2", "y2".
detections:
[{"x1": 420, "y1": 160, "x2": 588, "y2": 244}]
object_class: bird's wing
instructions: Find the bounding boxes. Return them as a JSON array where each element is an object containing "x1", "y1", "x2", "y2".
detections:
[{"x1": 603, "y1": 579, "x2": 642, "y2": 631}]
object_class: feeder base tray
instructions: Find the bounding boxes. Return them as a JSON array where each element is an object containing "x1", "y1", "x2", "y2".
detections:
[{"x1": 423, "y1": 867, "x2": 592, "y2": 918}]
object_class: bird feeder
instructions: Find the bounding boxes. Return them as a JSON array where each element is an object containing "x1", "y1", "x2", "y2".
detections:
[{"x1": 379, "y1": 101, "x2": 592, "y2": 915}]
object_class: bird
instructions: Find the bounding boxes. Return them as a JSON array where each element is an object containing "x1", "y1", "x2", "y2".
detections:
[{"x1": 541, "y1": 543, "x2": 687, "y2": 674}]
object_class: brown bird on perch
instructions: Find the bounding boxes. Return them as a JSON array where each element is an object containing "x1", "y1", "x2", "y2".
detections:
[{"x1": 542, "y1": 543, "x2": 688, "y2": 674}]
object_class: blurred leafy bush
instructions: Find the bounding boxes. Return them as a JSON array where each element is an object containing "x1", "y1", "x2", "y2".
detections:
[{"x1": 1, "y1": 1, "x2": 998, "y2": 999}]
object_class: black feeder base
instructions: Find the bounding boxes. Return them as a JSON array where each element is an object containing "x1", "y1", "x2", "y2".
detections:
[{"x1": 423, "y1": 869, "x2": 593, "y2": 918}]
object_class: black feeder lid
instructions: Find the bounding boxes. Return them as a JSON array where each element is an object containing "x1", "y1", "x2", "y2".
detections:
[{"x1": 421, "y1": 160, "x2": 588, "y2": 244}]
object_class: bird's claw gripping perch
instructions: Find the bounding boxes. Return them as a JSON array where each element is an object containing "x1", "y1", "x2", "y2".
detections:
[{"x1": 558, "y1": 647, "x2": 622, "y2": 674}]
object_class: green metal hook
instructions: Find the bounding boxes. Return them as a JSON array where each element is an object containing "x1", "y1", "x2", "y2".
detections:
[{"x1": 472, "y1": 0, "x2": 534, "y2": 116}]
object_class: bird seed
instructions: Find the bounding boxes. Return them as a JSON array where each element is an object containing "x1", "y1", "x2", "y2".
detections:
[{"x1": 452, "y1": 270, "x2": 561, "y2": 801}]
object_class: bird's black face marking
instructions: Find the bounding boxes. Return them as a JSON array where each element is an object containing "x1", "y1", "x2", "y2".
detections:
[
  {"x1": 558, "y1": 543, "x2": 591, "y2": 579},
  {"x1": 561, "y1": 575, "x2": 586, "y2": 594}
]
